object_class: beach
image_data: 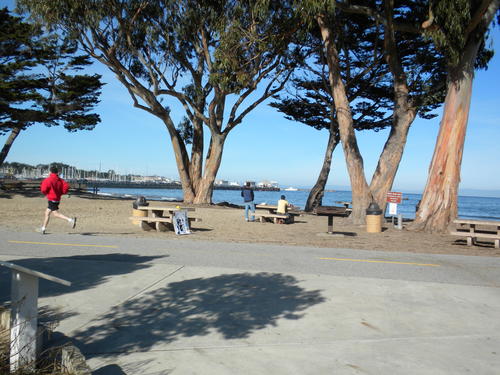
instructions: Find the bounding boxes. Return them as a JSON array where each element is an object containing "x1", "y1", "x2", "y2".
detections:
[{"x1": 1, "y1": 192, "x2": 499, "y2": 257}]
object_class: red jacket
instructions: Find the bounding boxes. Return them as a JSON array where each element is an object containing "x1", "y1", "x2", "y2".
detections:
[{"x1": 40, "y1": 173, "x2": 70, "y2": 201}]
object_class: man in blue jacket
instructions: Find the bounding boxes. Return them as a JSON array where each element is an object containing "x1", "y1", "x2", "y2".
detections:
[{"x1": 241, "y1": 182, "x2": 255, "y2": 221}]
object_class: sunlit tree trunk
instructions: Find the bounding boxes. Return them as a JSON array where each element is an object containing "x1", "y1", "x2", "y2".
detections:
[
  {"x1": 409, "y1": 42, "x2": 479, "y2": 233},
  {"x1": 193, "y1": 133, "x2": 226, "y2": 204},
  {"x1": 305, "y1": 128, "x2": 339, "y2": 212},
  {"x1": 317, "y1": 15, "x2": 372, "y2": 224},
  {"x1": 0, "y1": 127, "x2": 21, "y2": 166}
]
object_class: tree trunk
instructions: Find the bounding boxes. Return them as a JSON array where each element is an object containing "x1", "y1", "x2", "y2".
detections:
[
  {"x1": 409, "y1": 44, "x2": 479, "y2": 233},
  {"x1": 165, "y1": 124, "x2": 196, "y2": 203},
  {"x1": 189, "y1": 118, "x2": 204, "y2": 194},
  {"x1": 305, "y1": 128, "x2": 339, "y2": 212},
  {"x1": 369, "y1": 110, "x2": 414, "y2": 213},
  {"x1": 369, "y1": 1, "x2": 416, "y2": 214},
  {"x1": 0, "y1": 127, "x2": 22, "y2": 166},
  {"x1": 193, "y1": 133, "x2": 226, "y2": 204},
  {"x1": 317, "y1": 15, "x2": 372, "y2": 224}
]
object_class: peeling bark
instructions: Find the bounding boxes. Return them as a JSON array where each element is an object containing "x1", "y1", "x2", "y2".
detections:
[{"x1": 409, "y1": 62, "x2": 474, "y2": 233}]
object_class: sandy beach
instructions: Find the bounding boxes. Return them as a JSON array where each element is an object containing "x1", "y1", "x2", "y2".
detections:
[{"x1": 1, "y1": 192, "x2": 499, "y2": 257}]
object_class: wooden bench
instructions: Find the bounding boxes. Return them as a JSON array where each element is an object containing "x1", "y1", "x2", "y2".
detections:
[
  {"x1": 450, "y1": 219, "x2": 500, "y2": 248},
  {"x1": 129, "y1": 216, "x2": 202, "y2": 232},
  {"x1": 253, "y1": 212, "x2": 291, "y2": 224}
]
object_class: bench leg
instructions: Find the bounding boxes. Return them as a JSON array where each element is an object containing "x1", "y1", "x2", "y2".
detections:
[
  {"x1": 156, "y1": 222, "x2": 169, "y2": 232},
  {"x1": 495, "y1": 239, "x2": 499, "y2": 249},
  {"x1": 466, "y1": 237, "x2": 472, "y2": 246}
]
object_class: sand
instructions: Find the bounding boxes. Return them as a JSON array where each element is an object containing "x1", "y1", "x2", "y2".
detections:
[{"x1": 1, "y1": 192, "x2": 499, "y2": 257}]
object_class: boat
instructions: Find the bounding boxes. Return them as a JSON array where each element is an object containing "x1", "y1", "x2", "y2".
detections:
[{"x1": 284, "y1": 187, "x2": 298, "y2": 191}]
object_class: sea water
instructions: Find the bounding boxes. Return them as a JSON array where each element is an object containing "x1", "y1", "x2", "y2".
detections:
[{"x1": 93, "y1": 187, "x2": 500, "y2": 221}]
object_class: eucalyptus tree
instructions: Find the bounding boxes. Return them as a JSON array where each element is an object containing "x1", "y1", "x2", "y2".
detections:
[
  {"x1": 18, "y1": 0, "x2": 302, "y2": 203},
  {"x1": 0, "y1": 8, "x2": 103, "y2": 166},
  {"x1": 299, "y1": 1, "x2": 446, "y2": 223},
  {"x1": 409, "y1": 0, "x2": 499, "y2": 233}
]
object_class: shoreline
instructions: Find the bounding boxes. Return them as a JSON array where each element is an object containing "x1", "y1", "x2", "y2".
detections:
[{"x1": 0, "y1": 192, "x2": 499, "y2": 257}]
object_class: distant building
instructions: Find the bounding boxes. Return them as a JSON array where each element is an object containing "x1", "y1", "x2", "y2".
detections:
[
  {"x1": 215, "y1": 180, "x2": 230, "y2": 187},
  {"x1": 256, "y1": 180, "x2": 279, "y2": 189}
]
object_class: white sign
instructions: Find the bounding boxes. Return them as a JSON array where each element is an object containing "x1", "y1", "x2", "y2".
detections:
[
  {"x1": 173, "y1": 210, "x2": 191, "y2": 235},
  {"x1": 388, "y1": 202, "x2": 398, "y2": 215}
]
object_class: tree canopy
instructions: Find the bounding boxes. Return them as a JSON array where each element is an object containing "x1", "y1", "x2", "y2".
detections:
[
  {"x1": 0, "y1": 7, "x2": 103, "y2": 165},
  {"x1": 18, "y1": 0, "x2": 304, "y2": 203}
]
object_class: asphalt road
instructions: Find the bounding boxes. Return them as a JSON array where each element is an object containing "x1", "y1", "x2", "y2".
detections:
[
  {"x1": 1, "y1": 228, "x2": 499, "y2": 288},
  {"x1": 1, "y1": 228, "x2": 500, "y2": 374}
]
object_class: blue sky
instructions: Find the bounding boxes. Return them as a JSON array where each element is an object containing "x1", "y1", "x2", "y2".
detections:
[{"x1": 2, "y1": 1, "x2": 499, "y2": 193}]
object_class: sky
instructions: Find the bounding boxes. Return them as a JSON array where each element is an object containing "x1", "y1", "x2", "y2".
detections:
[{"x1": 2, "y1": 1, "x2": 499, "y2": 194}]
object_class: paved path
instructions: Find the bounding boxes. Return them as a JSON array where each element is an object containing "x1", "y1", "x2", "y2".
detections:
[{"x1": 1, "y1": 228, "x2": 499, "y2": 374}]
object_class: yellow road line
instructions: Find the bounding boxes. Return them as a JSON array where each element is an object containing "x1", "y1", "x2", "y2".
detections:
[
  {"x1": 319, "y1": 257, "x2": 440, "y2": 267},
  {"x1": 8, "y1": 240, "x2": 118, "y2": 249}
]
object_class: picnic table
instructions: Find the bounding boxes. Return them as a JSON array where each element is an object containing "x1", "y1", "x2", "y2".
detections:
[
  {"x1": 450, "y1": 218, "x2": 500, "y2": 248},
  {"x1": 130, "y1": 205, "x2": 200, "y2": 232},
  {"x1": 314, "y1": 205, "x2": 351, "y2": 234},
  {"x1": 254, "y1": 204, "x2": 301, "y2": 224}
]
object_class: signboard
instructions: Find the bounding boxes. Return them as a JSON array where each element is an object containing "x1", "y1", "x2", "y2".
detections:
[
  {"x1": 386, "y1": 191, "x2": 403, "y2": 204},
  {"x1": 388, "y1": 202, "x2": 398, "y2": 215},
  {"x1": 173, "y1": 210, "x2": 191, "y2": 235}
]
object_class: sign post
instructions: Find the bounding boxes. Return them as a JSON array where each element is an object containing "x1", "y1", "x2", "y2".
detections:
[{"x1": 386, "y1": 192, "x2": 403, "y2": 229}]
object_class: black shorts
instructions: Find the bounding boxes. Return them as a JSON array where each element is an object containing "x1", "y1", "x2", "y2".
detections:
[{"x1": 48, "y1": 201, "x2": 60, "y2": 211}]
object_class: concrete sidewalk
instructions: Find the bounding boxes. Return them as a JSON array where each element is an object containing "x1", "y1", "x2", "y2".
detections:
[{"x1": 2, "y1": 252, "x2": 499, "y2": 375}]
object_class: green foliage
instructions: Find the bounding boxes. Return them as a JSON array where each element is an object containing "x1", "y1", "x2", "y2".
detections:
[
  {"x1": 425, "y1": 0, "x2": 497, "y2": 70},
  {"x1": 17, "y1": 0, "x2": 302, "y2": 129},
  {"x1": 272, "y1": 1, "x2": 447, "y2": 133},
  {"x1": 0, "y1": 7, "x2": 103, "y2": 136}
]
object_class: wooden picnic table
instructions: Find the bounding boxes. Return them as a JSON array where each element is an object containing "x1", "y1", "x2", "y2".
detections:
[
  {"x1": 130, "y1": 205, "x2": 198, "y2": 232},
  {"x1": 255, "y1": 204, "x2": 301, "y2": 223},
  {"x1": 450, "y1": 218, "x2": 500, "y2": 248},
  {"x1": 314, "y1": 206, "x2": 351, "y2": 234}
]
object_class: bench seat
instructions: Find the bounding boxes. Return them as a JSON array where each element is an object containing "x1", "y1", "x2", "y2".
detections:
[
  {"x1": 253, "y1": 212, "x2": 290, "y2": 224},
  {"x1": 450, "y1": 230, "x2": 500, "y2": 248}
]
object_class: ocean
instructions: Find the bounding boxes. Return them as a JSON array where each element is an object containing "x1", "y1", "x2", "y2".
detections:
[{"x1": 93, "y1": 187, "x2": 500, "y2": 221}]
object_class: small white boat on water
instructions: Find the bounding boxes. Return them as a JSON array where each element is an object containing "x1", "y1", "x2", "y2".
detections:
[{"x1": 284, "y1": 187, "x2": 298, "y2": 191}]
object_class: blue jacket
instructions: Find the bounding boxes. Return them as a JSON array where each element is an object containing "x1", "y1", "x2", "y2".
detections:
[{"x1": 241, "y1": 188, "x2": 254, "y2": 202}]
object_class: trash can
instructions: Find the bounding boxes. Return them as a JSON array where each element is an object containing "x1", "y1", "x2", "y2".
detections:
[{"x1": 366, "y1": 202, "x2": 382, "y2": 233}]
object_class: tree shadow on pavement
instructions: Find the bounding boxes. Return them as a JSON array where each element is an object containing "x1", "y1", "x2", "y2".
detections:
[
  {"x1": 0, "y1": 254, "x2": 165, "y2": 303},
  {"x1": 74, "y1": 272, "x2": 325, "y2": 356}
]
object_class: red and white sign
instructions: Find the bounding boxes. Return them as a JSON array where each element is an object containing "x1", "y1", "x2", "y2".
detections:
[{"x1": 386, "y1": 191, "x2": 403, "y2": 204}]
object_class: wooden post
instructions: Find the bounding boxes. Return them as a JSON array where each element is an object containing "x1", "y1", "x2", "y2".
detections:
[
  {"x1": 0, "y1": 261, "x2": 70, "y2": 373},
  {"x1": 327, "y1": 215, "x2": 334, "y2": 234},
  {"x1": 10, "y1": 270, "x2": 38, "y2": 373}
]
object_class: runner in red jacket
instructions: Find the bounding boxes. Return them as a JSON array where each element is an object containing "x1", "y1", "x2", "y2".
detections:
[{"x1": 39, "y1": 166, "x2": 77, "y2": 234}]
